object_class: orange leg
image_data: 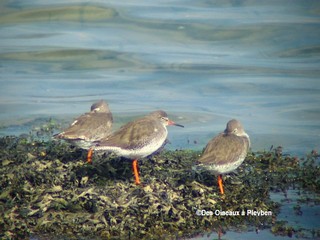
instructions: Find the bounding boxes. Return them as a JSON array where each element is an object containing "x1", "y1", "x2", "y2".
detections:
[
  {"x1": 87, "y1": 148, "x2": 93, "y2": 164},
  {"x1": 218, "y1": 226, "x2": 223, "y2": 239},
  {"x1": 218, "y1": 175, "x2": 224, "y2": 194},
  {"x1": 132, "y1": 159, "x2": 141, "y2": 185}
]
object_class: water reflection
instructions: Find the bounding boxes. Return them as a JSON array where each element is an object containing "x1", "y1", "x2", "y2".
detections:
[
  {"x1": 0, "y1": 1, "x2": 319, "y2": 156},
  {"x1": 0, "y1": 5, "x2": 117, "y2": 24},
  {"x1": 0, "y1": 1, "x2": 320, "y2": 239}
]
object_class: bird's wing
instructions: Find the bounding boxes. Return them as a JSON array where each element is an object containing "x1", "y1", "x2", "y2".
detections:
[
  {"x1": 197, "y1": 133, "x2": 249, "y2": 166},
  {"x1": 97, "y1": 117, "x2": 162, "y2": 149},
  {"x1": 56, "y1": 112, "x2": 112, "y2": 141}
]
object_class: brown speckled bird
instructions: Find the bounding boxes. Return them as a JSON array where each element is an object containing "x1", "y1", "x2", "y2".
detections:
[
  {"x1": 54, "y1": 100, "x2": 113, "y2": 150},
  {"x1": 92, "y1": 110, "x2": 184, "y2": 185},
  {"x1": 196, "y1": 119, "x2": 250, "y2": 194}
]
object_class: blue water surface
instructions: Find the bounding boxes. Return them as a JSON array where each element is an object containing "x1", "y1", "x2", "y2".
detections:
[
  {"x1": 1, "y1": 2, "x2": 320, "y2": 238},
  {"x1": 1, "y1": 0, "x2": 319, "y2": 156}
]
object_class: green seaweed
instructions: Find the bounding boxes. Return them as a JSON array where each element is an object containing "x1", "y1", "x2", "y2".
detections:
[{"x1": 0, "y1": 130, "x2": 319, "y2": 239}]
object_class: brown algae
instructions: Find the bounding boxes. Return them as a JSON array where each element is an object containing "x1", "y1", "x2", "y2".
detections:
[{"x1": 0, "y1": 134, "x2": 319, "y2": 239}]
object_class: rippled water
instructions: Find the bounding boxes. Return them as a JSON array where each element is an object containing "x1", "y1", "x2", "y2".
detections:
[
  {"x1": 1, "y1": 0, "x2": 320, "y2": 156},
  {"x1": 1, "y1": 1, "x2": 320, "y2": 239}
]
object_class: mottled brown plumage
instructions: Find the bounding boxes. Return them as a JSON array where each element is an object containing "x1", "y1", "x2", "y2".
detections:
[
  {"x1": 93, "y1": 110, "x2": 184, "y2": 184},
  {"x1": 94, "y1": 110, "x2": 183, "y2": 158},
  {"x1": 54, "y1": 100, "x2": 113, "y2": 149},
  {"x1": 196, "y1": 119, "x2": 250, "y2": 194}
]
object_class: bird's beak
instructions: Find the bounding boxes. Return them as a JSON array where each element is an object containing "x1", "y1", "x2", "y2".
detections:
[{"x1": 168, "y1": 120, "x2": 184, "y2": 128}]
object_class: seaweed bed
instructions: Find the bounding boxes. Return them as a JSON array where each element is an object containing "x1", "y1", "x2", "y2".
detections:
[{"x1": 0, "y1": 124, "x2": 319, "y2": 239}]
